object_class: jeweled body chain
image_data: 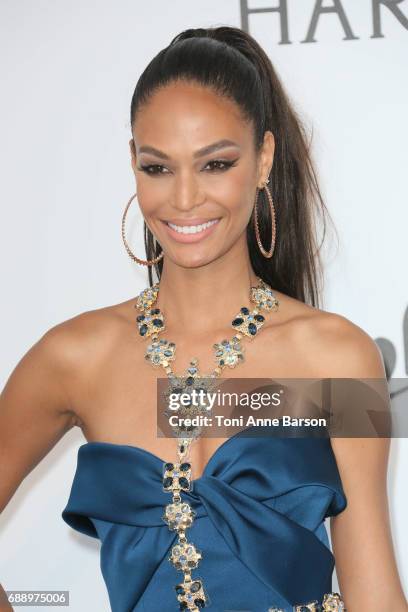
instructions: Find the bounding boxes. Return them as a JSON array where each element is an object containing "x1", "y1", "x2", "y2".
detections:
[{"x1": 134, "y1": 277, "x2": 346, "y2": 611}]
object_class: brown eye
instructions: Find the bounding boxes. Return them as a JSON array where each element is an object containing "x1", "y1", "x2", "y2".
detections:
[
  {"x1": 138, "y1": 164, "x2": 169, "y2": 176},
  {"x1": 205, "y1": 159, "x2": 237, "y2": 172}
]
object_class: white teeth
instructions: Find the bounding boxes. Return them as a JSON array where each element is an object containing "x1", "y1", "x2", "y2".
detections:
[{"x1": 167, "y1": 219, "x2": 219, "y2": 234}]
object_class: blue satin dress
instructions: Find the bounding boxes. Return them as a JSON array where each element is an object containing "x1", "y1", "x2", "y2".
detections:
[{"x1": 62, "y1": 425, "x2": 347, "y2": 611}]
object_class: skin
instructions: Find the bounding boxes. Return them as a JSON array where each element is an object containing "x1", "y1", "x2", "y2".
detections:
[{"x1": 0, "y1": 80, "x2": 407, "y2": 611}]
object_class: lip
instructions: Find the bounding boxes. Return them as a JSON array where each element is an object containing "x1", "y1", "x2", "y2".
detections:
[{"x1": 161, "y1": 218, "x2": 221, "y2": 243}]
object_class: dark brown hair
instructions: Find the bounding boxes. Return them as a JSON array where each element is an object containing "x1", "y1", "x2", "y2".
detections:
[{"x1": 130, "y1": 26, "x2": 337, "y2": 308}]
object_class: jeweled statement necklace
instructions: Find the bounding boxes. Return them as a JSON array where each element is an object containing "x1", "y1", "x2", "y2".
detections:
[
  {"x1": 133, "y1": 277, "x2": 277, "y2": 610},
  {"x1": 134, "y1": 278, "x2": 346, "y2": 612}
]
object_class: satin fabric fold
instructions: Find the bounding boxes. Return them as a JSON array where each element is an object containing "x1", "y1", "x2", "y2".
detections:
[{"x1": 62, "y1": 427, "x2": 347, "y2": 612}]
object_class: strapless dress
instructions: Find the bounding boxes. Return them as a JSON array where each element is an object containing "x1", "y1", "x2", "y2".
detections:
[{"x1": 61, "y1": 425, "x2": 347, "y2": 611}]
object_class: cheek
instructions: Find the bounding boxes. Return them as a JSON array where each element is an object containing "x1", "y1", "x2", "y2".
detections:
[
  {"x1": 135, "y1": 180, "x2": 164, "y2": 217},
  {"x1": 219, "y1": 171, "x2": 255, "y2": 219}
]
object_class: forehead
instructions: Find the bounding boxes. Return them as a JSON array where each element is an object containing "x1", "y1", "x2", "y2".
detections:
[{"x1": 132, "y1": 80, "x2": 253, "y2": 151}]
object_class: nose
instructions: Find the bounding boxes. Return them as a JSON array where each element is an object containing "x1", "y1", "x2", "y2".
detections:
[{"x1": 171, "y1": 168, "x2": 204, "y2": 212}]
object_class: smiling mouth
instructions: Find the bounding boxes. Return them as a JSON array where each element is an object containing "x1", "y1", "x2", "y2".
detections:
[{"x1": 163, "y1": 218, "x2": 221, "y2": 234}]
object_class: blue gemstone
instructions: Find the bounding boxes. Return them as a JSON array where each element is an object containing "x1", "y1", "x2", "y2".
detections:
[
  {"x1": 136, "y1": 314, "x2": 145, "y2": 322},
  {"x1": 139, "y1": 324, "x2": 148, "y2": 336},
  {"x1": 232, "y1": 317, "x2": 244, "y2": 326},
  {"x1": 179, "y1": 477, "x2": 189, "y2": 489},
  {"x1": 240, "y1": 307, "x2": 249, "y2": 315},
  {"x1": 163, "y1": 476, "x2": 173, "y2": 488},
  {"x1": 255, "y1": 314, "x2": 265, "y2": 321},
  {"x1": 180, "y1": 462, "x2": 191, "y2": 471},
  {"x1": 248, "y1": 322, "x2": 257, "y2": 335},
  {"x1": 164, "y1": 462, "x2": 174, "y2": 470},
  {"x1": 152, "y1": 319, "x2": 163, "y2": 327}
]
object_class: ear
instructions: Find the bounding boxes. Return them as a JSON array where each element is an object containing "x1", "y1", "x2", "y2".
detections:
[
  {"x1": 257, "y1": 130, "x2": 275, "y2": 188},
  {"x1": 129, "y1": 138, "x2": 137, "y2": 174}
]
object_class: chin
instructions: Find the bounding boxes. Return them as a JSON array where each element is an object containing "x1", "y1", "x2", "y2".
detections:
[{"x1": 170, "y1": 250, "x2": 221, "y2": 269}]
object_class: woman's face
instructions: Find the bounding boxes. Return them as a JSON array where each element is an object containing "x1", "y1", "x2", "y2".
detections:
[{"x1": 130, "y1": 80, "x2": 274, "y2": 268}]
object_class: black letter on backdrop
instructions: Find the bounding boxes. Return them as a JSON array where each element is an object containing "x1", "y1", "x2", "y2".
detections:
[
  {"x1": 303, "y1": 0, "x2": 359, "y2": 43},
  {"x1": 371, "y1": 0, "x2": 408, "y2": 38},
  {"x1": 240, "y1": 0, "x2": 291, "y2": 44}
]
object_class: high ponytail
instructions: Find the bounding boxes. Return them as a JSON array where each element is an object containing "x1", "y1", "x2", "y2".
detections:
[{"x1": 130, "y1": 26, "x2": 337, "y2": 308}]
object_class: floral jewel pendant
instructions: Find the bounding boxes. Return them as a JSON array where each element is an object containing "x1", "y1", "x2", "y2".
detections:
[
  {"x1": 175, "y1": 577, "x2": 209, "y2": 610},
  {"x1": 162, "y1": 461, "x2": 192, "y2": 493},
  {"x1": 250, "y1": 278, "x2": 279, "y2": 311},
  {"x1": 162, "y1": 500, "x2": 195, "y2": 531},
  {"x1": 231, "y1": 306, "x2": 266, "y2": 338},
  {"x1": 213, "y1": 336, "x2": 244, "y2": 368},
  {"x1": 269, "y1": 591, "x2": 346, "y2": 611},
  {"x1": 169, "y1": 541, "x2": 202, "y2": 571},
  {"x1": 145, "y1": 337, "x2": 175, "y2": 367},
  {"x1": 136, "y1": 307, "x2": 165, "y2": 338},
  {"x1": 161, "y1": 361, "x2": 218, "y2": 440}
]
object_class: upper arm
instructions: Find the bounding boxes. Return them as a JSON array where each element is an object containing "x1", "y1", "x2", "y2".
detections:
[
  {"x1": 0, "y1": 323, "x2": 78, "y2": 512},
  {"x1": 320, "y1": 316, "x2": 407, "y2": 609}
]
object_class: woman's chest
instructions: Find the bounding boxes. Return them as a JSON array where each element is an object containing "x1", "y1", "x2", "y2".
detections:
[{"x1": 70, "y1": 322, "x2": 319, "y2": 476}]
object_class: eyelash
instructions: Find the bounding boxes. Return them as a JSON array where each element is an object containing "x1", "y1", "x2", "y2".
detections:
[{"x1": 138, "y1": 159, "x2": 238, "y2": 176}]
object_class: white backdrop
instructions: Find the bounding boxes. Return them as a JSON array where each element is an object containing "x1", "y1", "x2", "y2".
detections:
[{"x1": 0, "y1": 1, "x2": 407, "y2": 610}]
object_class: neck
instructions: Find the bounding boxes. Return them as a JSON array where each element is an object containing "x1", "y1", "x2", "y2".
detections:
[{"x1": 155, "y1": 249, "x2": 259, "y2": 336}]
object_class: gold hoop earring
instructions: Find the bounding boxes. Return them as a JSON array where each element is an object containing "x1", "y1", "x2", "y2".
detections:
[
  {"x1": 121, "y1": 193, "x2": 164, "y2": 267},
  {"x1": 253, "y1": 180, "x2": 276, "y2": 259}
]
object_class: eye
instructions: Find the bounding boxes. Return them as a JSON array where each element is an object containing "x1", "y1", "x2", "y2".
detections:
[
  {"x1": 137, "y1": 158, "x2": 238, "y2": 177},
  {"x1": 138, "y1": 164, "x2": 169, "y2": 176},
  {"x1": 205, "y1": 159, "x2": 238, "y2": 172}
]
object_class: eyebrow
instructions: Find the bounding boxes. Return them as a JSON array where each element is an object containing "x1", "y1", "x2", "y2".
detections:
[{"x1": 137, "y1": 139, "x2": 240, "y2": 160}]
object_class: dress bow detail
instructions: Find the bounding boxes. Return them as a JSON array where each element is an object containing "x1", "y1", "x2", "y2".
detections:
[{"x1": 62, "y1": 432, "x2": 347, "y2": 611}]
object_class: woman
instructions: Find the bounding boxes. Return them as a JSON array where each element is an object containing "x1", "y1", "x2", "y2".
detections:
[{"x1": 0, "y1": 25, "x2": 406, "y2": 612}]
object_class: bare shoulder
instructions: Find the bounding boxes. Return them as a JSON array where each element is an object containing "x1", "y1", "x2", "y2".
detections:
[
  {"x1": 47, "y1": 300, "x2": 134, "y2": 350},
  {"x1": 38, "y1": 298, "x2": 136, "y2": 413},
  {"x1": 270, "y1": 289, "x2": 386, "y2": 378},
  {"x1": 43, "y1": 299, "x2": 132, "y2": 359}
]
